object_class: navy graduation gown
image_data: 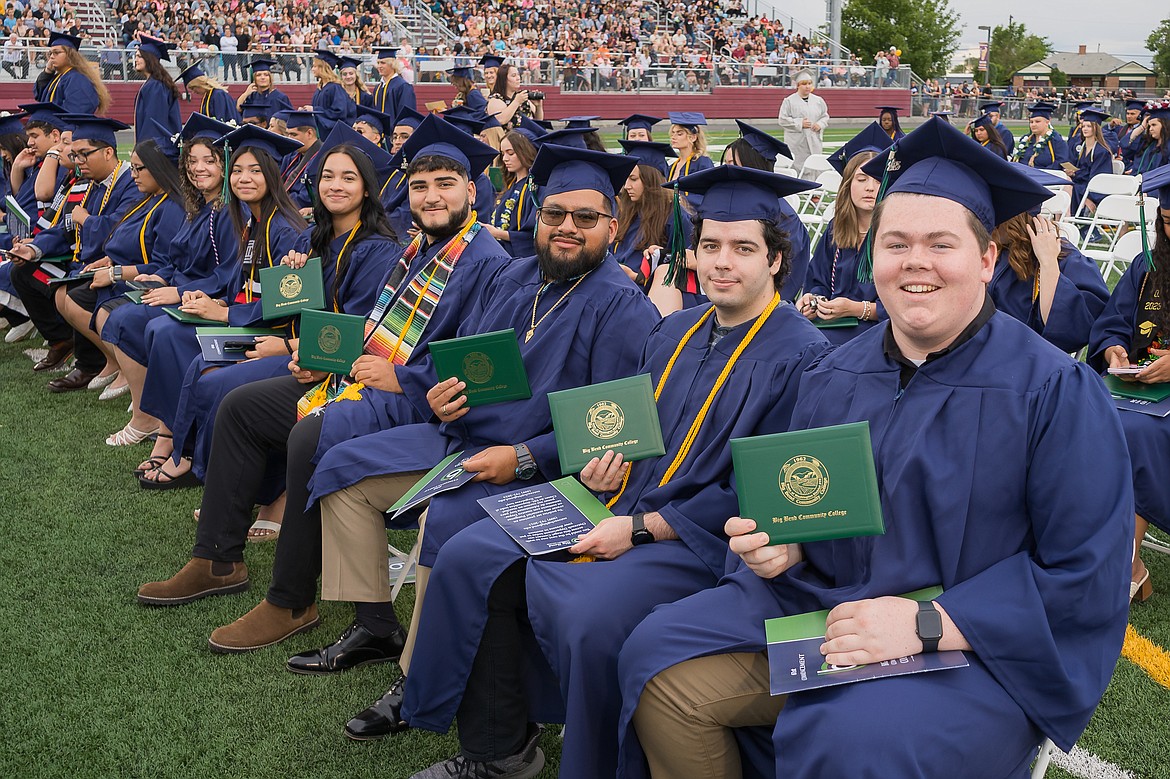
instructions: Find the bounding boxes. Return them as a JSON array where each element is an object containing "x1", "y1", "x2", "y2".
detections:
[
  {"x1": 380, "y1": 170, "x2": 413, "y2": 244},
  {"x1": 472, "y1": 172, "x2": 495, "y2": 222},
  {"x1": 32, "y1": 167, "x2": 140, "y2": 265},
  {"x1": 309, "y1": 256, "x2": 661, "y2": 566},
  {"x1": 281, "y1": 145, "x2": 321, "y2": 210},
  {"x1": 91, "y1": 193, "x2": 186, "y2": 311},
  {"x1": 611, "y1": 206, "x2": 692, "y2": 291},
  {"x1": 401, "y1": 305, "x2": 829, "y2": 777},
  {"x1": 777, "y1": 198, "x2": 810, "y2": 302},
  {"x1": 311, "y1": 82, "x2": 356, "y2": 137},
  {"x1": 245, "y1": 87, "x2": 293, "y2": 115},
  {"x1": 462, "y1": 88, "x2": 488, "y2": 113},
  {"x1": 173, "y1": 230, "x2": 396, "y2": 478},
  {"x1": 667, "y1": 154, "x2": 713, "y2": 182},
  {"x1": 1015, "y1": 131, "x2": 1070, "y2": 171},
  {"x1": 224, "y1": 211, "x2": 306, "y2": 327},
  {"x1": 199, "y1": 88, "x2": 241, "y2": 124},
  {"x1": 373, "y1": 76, "x2": 416, "y2": 118},
  {"x1": 987, "y1": 242, "x2": 1108, "y2": 353},
  {"x1": 996, "y1": 121, "x2": 1014, "y2": 154},
  {"x1": 491, "y1": 178, "x2": 539, "y2": 259},
  {"x1": 1070, "y1": 140, "x2": 1113, "y2": 208},
  {"x1": 36, "y1": 67, "x2": 99, "y2": 115},
  {"x1": 1128, "y1": 139, "x2": 1170, "y2": 176},
  {"x1": 1118, "y1": 124, "x2": 1142, "y2": 168},
  {"x1": 1088, "y1": 254, "x2": 1170, "y2": 532},
  {"x1": 135, "y1": 79, "x2": 181, "y2": 147},
  {"x1": 617, "y1": 312, "x2": 1132, "y2": 776},
  {"x1": 804, "y1": 220, "x2": 884, "y2": 344}
]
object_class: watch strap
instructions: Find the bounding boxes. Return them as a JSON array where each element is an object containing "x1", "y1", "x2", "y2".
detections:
[{"x1": 916, "y1": 601, "x2": 942, "y2": 653}]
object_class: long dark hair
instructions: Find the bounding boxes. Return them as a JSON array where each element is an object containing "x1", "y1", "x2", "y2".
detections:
[
  {"x1": 139, "y1": 50, "x2": 182, "y2": 101},
  {"x1": 721, "y1": 138, "x2": 770, "y2": 172},
  {"x1": 178, "y1": 137, "x2": 224, "y2": 215},
  {"x1": 133, "y1": 139, "x2": 186, "y2": 205},
  {"x1": 0, "y1": 132, "x2": 27, "y2": 169},
  {"x1": 1149, "y1": 211, "x2": 1170, "y2": 337},
  {"x1": 226, "y1": 147, "x2": 307, "y2": 265},
  {"x1": 310, "y1": 145, "x2": 396, "y2": 301},
  {"x1": 615, "y1": 164, "x2": 671, "y2": 253},
  {"x1": 492, "y1": 64, "x2": 517, "y2": 98},
  {"x1": 498, "y1": 130, "x2": 536, "y2": 193}
]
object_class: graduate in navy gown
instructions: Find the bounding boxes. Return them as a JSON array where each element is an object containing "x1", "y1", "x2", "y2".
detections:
[
  {"x1": 612, "y1": 139, "x2": 685, "y2": 294},
  {"x1": 171, "y1": 123, "x2": 398, "y2": 486},
  {"x1": 483, "y1": 128, "x2": 539, "y2": 258},
  {"x1": 616, "y1": 117, "x2": 1132, "y2": 779},
  {"x1": 1088, "y1": 162, "x2": 1170, "y2": 604},
  {"x1": 138, "y1": 125, "x2": 306, "y2": 489},
  {"x1": 378, "y1": 108, "x2": 425, "y2": 243},
  {"x1": 34, "y1": 32, "x2": 107, "y2": 117},
  {"x1": 1126, "y1": 102, "x2": 1170, "y2": 176},
  {"x1": 308, "y1": 50, "x2": 357, "y2": 138},
  {"x1": 1118, "y1": 99, "x2": 1147, "y2": 170},
  {"x1": 666, "y1": 112, "x2": 714, "y2": 181},
  {"x1": 132, "y1": 37, "x2": 182, "y2": 148},
  {"x1": 978, "y1": 101, "x2": 1014, "y2": 152},
  {"x1": 237, "y1": 57, "x2": 293, "y2": 121},
  {"x1": 798, "y1": 123, "x2": 893, "y2": 345},
  {"x1": 1010, "y1": 102, "x2": 1070, "y2": 171},
  {"x1": 438, "y1": 107, "x2": 498, "y2": 218},
  {"x1": 372, "y1": 48, "x2": 416, "y2": 119},
  {"x1": 276, "y1": 110, "x2": 322, "y2": 210},
  {"x1": 876, "y1": 105, "x2": 905, "y2": 141},
  {"x1": 1070, "y1": 108, "x2": 1116, "y2": 212},
  {"x1": 618, "y1": 114, "x2": 662, "y2": 143},
  {"x1": 968, "y1": 113, "x2": 1010, "y2": 159},
  {"x1": 134, "y1": 114, "x2": 512, "y2": 654},
  {"x1": 448, "y1": 65, "x2": 489, "y2": 113},
  {"x1": 178, "y1": 63, "x2": 242, "y2": 125},
  {"x1": 350, "y1": 105, "x2": 395, "y2": 152},
  {"x1": 11, "y1": 103, "x2": 70, "y2": 220},
  {"x1": 337, "y1": 55, "x2": 374, "y2": 109},
  {"x1": 398, "y1": 166, "x2": 831, "y2": 779},
  {"x1": 723, "y1": 121, "x2": 811, "y2": 300}
]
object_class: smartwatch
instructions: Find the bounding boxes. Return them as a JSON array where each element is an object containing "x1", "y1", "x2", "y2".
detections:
[
  {"x1": 513, "y1": 443, "x2": 538, "y2": 480},
  {"x1": 915, "y1": 601, "x2": 943, "y2": 653},
  {"x1": 630, "y1": 512, "x2": 655, "y2": 546}
]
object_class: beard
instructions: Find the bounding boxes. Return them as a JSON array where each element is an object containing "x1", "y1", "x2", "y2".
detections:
[
  {"x1": 413, "y1": 201, "x2": 470, "y2": 241},
  {"x1": 536, "y1": 231, "x2": 608, "y2": 282}
]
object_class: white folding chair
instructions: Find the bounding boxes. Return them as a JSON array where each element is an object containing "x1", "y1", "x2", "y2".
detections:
[
  {"x1": 1070, "y1": 173, "x2": 1139, "y2": 222},
  {"x1": 1031, "y1": 738, "x2": 1055, "y2": 778},
  {"x1": 799, "y1": 153, "x2": 832, "y2": 179},
  {"x1": 1040, "y1": 190, "x2": 1071, "y2": 220},
  {"x1": 1095, "y1": 228, "x2": 1153, "y2": 284},
  {"x1": 814, "y1": 169, "x2": 842, "y2": 192},
  {"x1": 1056, "y1": 220, "x2": 1081, "y2": 245},
  {"x1": 799, "y1": 200, "x2": 834, "y2": 245},
  {"x1": 774, "y1": 166, "x2": 799, "y2": 178},
  {"x1": 1078, "y1": 194, "x2": 1156, "y2": 255},
  {"x1": 1111, "y1": 158, "x2": 1125, "y2": 175}
]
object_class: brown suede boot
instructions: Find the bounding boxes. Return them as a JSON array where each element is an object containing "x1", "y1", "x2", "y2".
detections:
[
  {"x1": 137, "y1": 558, "x2": 249, "y2": 606},
  {"x1": 208, "y1": 599, "x2": 320, "y2": 654}
]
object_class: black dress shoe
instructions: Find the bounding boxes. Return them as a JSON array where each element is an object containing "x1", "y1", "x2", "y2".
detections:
[
  {"x1": 286, "y1": 622, "x2": 406, "y2": 675},
  {"x1": 48, "y1": 367, "x2": 100, "y2": 393},
  {"x1": 344, "y1": 676, "x2": 410, "y2": 740},
  {"x1": 33, "y1": 341, "x2": 73, "y2": 372}
]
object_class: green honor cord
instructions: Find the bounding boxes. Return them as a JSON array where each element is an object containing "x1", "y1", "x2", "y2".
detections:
[
  {"x1": 856, "y1": 147, "x2": 895, "y2": 283},
  {"x1": 663, "y1": 184, "x2": 688, "y2": 290},
  {"x1": 1139, "y1": 190, "x2": 1155, "y2": 272},
  {"x1": 220, "y1": 143, "x2": 233, "y2": 205}
]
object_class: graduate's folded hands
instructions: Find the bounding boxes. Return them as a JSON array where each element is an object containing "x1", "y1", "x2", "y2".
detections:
[
  {"x1": 580, "y1": 449, "x2": 628, "y2": 493},
  {"x1": 141, "y1": 285, "x2": 179, "y2": 306},
  {"x1": 179, "y1": 291, "x2": 228, "y2": 322},
  {"x1": 726, "y1": 516, "x2": 801, "y2": 579},
  {"x1": 427, "y1": 376, "x2": 468, "y2": 421}
]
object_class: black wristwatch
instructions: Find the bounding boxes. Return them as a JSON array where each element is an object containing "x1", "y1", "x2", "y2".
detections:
[
  {"x1": 630, "y1": 512, "x2": 655, "y2": 546},
  {"x1": 513, "y1": 443, "x2": 538, "y2": 480},
  {"x1": 915, "y1": 601, "x2": 943, "y2": 653}
]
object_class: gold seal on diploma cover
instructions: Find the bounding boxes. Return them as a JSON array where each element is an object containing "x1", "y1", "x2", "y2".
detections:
[
  {"x1": 586, "y1": 400, "x2": 625, "y2": 440},
  {"x1": 462, "y1": 351, "x2": 495, "y2": 384},
  {"x1": 279, "y1": 273, "x2": 303, "y2": 299},
  {"x1": 779, "y1": 455, "x2": 829, "y2": 507},
  {"x1": 318, "y1": 325, "x2": 342, "y2": 355}
]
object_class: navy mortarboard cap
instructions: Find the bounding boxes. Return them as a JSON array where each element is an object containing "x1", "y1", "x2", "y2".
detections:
[
  {"x1": 970, "y1": 113, "x2": 996, "y2": 133},
  {"x1": 446, "y1": 66, "x2": 476, "y2": 80},
  {"x1": 618, "y1": 114, "x2": 662, "y2": 133},
  {"x1": 861, "y1": 116, "x2": 1054, "y2": 232},
  {"x1": 1011, "y1": 162, "x2": 1069, "y2": 215},
  {"x1": 181, "y1": 112, "x2": 236, "y2": 142},
  {"x1": 481, "y1": 114, "x2": 502, "y2": 131},
  {"x1": 479, "y1": 54, "x2": 505, "y2": 69},
  {"x1": 402, "y1": 114, "x2": 498, "y2": 179},
  {"x1": 533, "y1": 127, "x2": 592, "y2": 150},
  {"x1": 242, "y1": 101, "x2": 272, "y2": 121},
  {"x1": 178, "y1": 63, "x2": 206, "y2": 84},
  {"x1": 735, "y1": 120, "x2": 792, "y2": 164},
  {"x1": 67, "y1": 115, "x2": 129, "y2": 147},
  {"x1": 218, "y1": 124, "x2": 302, "y2": 161},
  {"x1": 875, "y1": 105, "x2": 901, "y2": 116},
  {"x1": 18, "y1": 102, "x2": 68, "y2": 130},
  {"x1": 619, "y1": 139, "x2": 676, "y2": 176},
  {"x1": 514, "y1": 116, "x2": 548, "y2": 143},
  {"x1": 315, "y1": 121, "x2": 396, "y2": 186},
  {"x1": 979, "y1": 101, "x2": 1004, "y2": 115},
  {"x1": 0, "y1": 111, "x2": 27, "y2": 136},
  {"x1": 277, "y1": 110, "x2": 319, "y2": 130},
  {"x1": 440, "y1": 106, "x2": 487, "y2": 135},
  {"x1": 1072, "y1": 101, "x2": 1096, "y2": 111},
  {"x1": 337, "y1": 55, "x2": 362, "y2": 71},
  {"x1": 1140, "y1": 163, "x2": 1170, "y2": 210},
  {"x1": 930, "y1": 110, "x2": 952, "y2": 120},
  {"x1": 137, "y1": 35, "x2": 172, "y2": 61},
  {"x1": 1078, "y1": 108, "x2": 1110, "y2": 124},
  {"x1": 394, "y1": 107, "x2": 426, "y2": 130},
  {"x1": 668, "y1": 111, "x2": 706, "y2": 129},
  {"x1": 561, "y1": 115, "x2": 600, "y2": 130},
  {"x1": 827, "y1": 121, "x2": 894, "y2": 174},
  {"x1": 668, "y1": 165, "x2": 818, "y2": 223},
  {"x1": 1146, "y1": 100, "x2": 1170, "y2": 123},
  {"x1": 314, "y1": 49, "x2": 342, "y2": 69},
  {"x1": 250, "y1": 57, "x2": 278, "y2": 73},
  {"x1": 533, "y1": 119, "x2": 555, "y2": 131},
  {"x1": 530, "y1": 145, "x2": 637, "y2": 205},
  {"x1": 1125, "y1": 99, "x2": 1146, "y2": 112},
  {"x1": 48, "y1": 31, "x2": 82, "y2": 50},
  {"x1": 146, "y1": 120, "x2": 181, "y2": 162},
  {"x1": 1027, "y1": 102, "x2": 1056, "y2": 119},
  {"x1": 375, "y1": 47, "x2": 401, "y2": 60},
  {"x1": 354, "y1": 105, "x2": 396, "y2": 136}
]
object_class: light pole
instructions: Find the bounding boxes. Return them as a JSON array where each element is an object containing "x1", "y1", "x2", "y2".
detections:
[{"x1": 977, "y1": 25, "x2": 992, "y2": 86}]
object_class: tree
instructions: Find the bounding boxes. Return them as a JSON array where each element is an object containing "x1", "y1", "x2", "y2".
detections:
[
  {"x1": 1148, "y1": 18, "x2": 1170, "y2": 88},
  {"x1": 989, "y1": 21, "x2": 1051, "y2": 86},
  {"x1": 1049, "y1": 67, "x2": 1069, "y2": 88},
  {"x1": 842, "y1": 0, "x2": 960, "y2": 79}
]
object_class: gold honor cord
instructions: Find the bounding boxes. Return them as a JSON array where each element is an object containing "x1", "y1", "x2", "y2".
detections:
[
  {"x1": 136, "y1": 193, "x2": 168, "y2": 264},
  {"x1": 332, "y1": 219, "x2": 362, "y2": 312},
  {"x1": 606, "y1": 292, "x2": 782, "y2": 508},
  {"x1": 46, "y1": 67, "x2": 72, "y2": 102},
  {"x1": 75, "y1": 161, "x2": 125, "y2": 261}
]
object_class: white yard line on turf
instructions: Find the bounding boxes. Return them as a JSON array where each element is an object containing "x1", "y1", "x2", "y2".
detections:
[{"x1": 1050, "y1": 746, "x2": 1136, "y2": 779}]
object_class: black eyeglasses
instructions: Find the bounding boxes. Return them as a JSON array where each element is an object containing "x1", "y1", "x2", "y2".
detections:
[
  {"x1": 537, "y1": 206, "x2": 614, "y2": 229},
  {"x1": 68, "y1": 147, "x2": 104, "y2": 163},
  {"x1": 129, "y1": 163, "x2": 149, "y2": 174}
]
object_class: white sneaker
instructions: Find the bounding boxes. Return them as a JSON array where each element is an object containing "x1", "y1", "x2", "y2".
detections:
[
  {"x1": 4, "y1": 321, "x2": 36, "y2": 343},
  {"x1": 0, "y1": 317, "x2": 9, "y2": 330}
]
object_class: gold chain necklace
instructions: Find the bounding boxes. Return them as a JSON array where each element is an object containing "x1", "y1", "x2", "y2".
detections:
[{"x1": 527, "y1": 268, "x2": 595, "y2": 343}]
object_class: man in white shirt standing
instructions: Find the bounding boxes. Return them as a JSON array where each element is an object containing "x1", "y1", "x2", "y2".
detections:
[{"x1": 777, "y1": 71, "x2": 829, "y2": 176}]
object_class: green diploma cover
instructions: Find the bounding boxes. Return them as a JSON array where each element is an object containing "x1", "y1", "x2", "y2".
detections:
[
  {"x1": 548, "y1": 373, "x2": 666, "y2": 476},
  {"x1": 731, "y1": 421, "x2": 884, "y2": 545},
  {"x1": 1103, "y1": 375, "x2": 1170, "y2": 403},
  {"x1": 297, "y1": 309, "x2": 365, "y2": 373},
  {"x1": 814, "y1": 316, "x2": 859, "y2": 329},
  {"x1": 162, "y1": 306, "x2": 222, "y2": 326},
  {"x1": 428, "y1": 329, "x2": 532, "y2": 407},
  {"x1": 259, "y1": 257, "x2": 325, "y2": 319}
]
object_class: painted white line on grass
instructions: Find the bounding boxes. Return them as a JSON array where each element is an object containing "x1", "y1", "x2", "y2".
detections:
[{"x1": 1050, "y1": 746, "x2": 1136, "y2": 779}]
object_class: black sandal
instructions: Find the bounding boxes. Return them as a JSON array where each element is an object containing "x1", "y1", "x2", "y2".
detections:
[
  {"x1": 138, "y1": 457, "x2": 200, "y2": 491},
  {"x1": 134, "y1": 433, "x2": 173, "y2": 477}
]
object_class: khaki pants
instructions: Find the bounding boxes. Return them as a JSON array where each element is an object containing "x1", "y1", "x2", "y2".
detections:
[{"x1": 633, "y1": 651, "x2": 786, "y2": 779}]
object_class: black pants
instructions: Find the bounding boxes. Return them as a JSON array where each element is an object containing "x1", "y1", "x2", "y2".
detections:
[
  {"x1": 457, "y1": 560, "x2": 530, "y2": 761},
  {"x1": 10, "y1": 262, "x2": 104, "y2": 371},
  {"x1": 192, "y1": 375, "x2": 325, "y2": 611}
]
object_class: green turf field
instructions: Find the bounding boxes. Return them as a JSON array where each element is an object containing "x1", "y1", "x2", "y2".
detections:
[{"x1": 1, "y1": 319, "x2": 1167, "y2": 778}]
